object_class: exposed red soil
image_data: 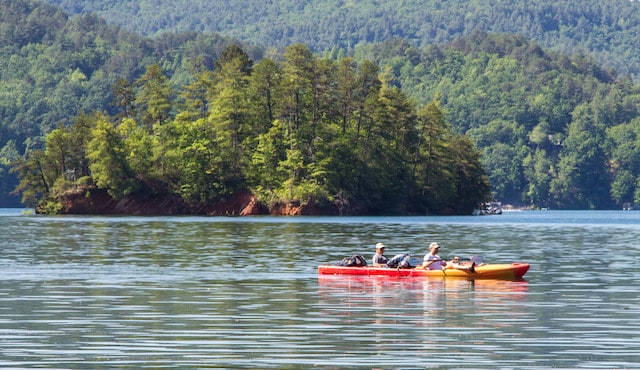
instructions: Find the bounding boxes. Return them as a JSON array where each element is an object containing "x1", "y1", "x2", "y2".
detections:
[{"x1": 58, "y1": 187, "x2": 339, "y2": 216}]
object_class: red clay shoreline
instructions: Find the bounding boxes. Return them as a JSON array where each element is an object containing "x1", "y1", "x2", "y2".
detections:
[{"x1": 58, "y1": 187, "x2": 341, "y2": 216}]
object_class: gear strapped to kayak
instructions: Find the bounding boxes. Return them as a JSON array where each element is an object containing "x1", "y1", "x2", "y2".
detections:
[
  {"x1": 385, "y1": 253, "x2": 414, "y2": 269},
  {"x1": 336, "y1": 254, "x2": 367, "y2": 267}
]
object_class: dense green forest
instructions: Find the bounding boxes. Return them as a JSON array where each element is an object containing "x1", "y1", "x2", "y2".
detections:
[
  {"x1": 0, "y1": 0, "x2": 262, "y2": 207},
  {"x1": 359, "y1": 34, "x2": 640, "y2": 209},
  {"x1": 46, "y1": 0, "x2": 640, "y2": 81},
  {"x1": 12, "y1": 43, "x2": 490, "y2": 215},
  {"x1": 3, "y1": 0, "x2": 640, "y2": 211}
]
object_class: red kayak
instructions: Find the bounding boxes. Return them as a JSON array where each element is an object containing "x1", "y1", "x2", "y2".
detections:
[{"x1": 318, "y1": 262, "x2": 530, "y2": 280}]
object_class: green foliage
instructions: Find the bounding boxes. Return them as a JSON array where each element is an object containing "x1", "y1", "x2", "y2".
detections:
[
  {"x1": 36, "y1": 199, "x2": 63, "y2": 215},
  {"x1": 0, "y1": 141, "x2": 20, "y2": 206},
  {"x1": 170, "y1": 116, "x2": 223, "y2": 205},
  {"x1": 118, "y1": 118, "x2": 154, "y2": 180},
  {"x1": 86, "y1": 114, "x2": 139, "y2": 199},
  {"x1": 368, "y1": 31, "x2": 640, "y2": 209},
  {"x1": 11, "y1": 150, "x2": 50, "y2": 207},
  {"x1": 449, "y1": 135, "x2": 492, "y2": 212},
  {"x1": 135, "y1": 64, "x2": 174, "y2": 127},
  {"x1": 46, "y1": 0, "x2": 640, "y2": 81},
  {"x1": 606, "y1": 117, "x2": 640, "y2": 205},
  {"x1": 249, "y1": 119, "x2": 288, "y2": 204},
  {"x1": 11, "y1": 0, "x2": 640, "y2": 210},
  {"x1": 550, "y1": 104, "x2": 610, "y2": 209},
  {"x1": 13, "y1": 43, "x2": 490, "y2": 214},
  {"x1": 0, "y1": 1, "x2": 258, "y2": 203}
]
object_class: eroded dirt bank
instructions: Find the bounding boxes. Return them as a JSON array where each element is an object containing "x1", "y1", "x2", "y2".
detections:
[{"x1": 58, "y1": 188, "x2": 340, "y2": 216}]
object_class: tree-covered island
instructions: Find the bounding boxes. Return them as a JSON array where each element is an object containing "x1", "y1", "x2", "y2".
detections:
[{"x1": 11, "y1": 44, "x2": 491, "y2": 215}]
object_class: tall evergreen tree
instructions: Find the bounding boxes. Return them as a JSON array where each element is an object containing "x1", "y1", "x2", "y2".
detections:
[
  {"x1": 135, "y1": 64, "x2": 173, "y2": 128},
  {"x1": 207, "y1": 44, "x2": 253, "y2": 193},
  {"x1": 414, "y1": 99, "x2": 453, "y2": 212},
  {"x1": 86, "y1": 114, "x2": 138, "y2": 199}
]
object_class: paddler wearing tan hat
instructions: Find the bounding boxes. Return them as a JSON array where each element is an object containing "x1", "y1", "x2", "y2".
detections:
[
  {"x1": 420, "y1": 242, "x2": 446, "y2": 270},
  {"x1": 419, "y1": 242, "x2": 475, "y2": 272},
  {"x1": 371, "y1": 242, "x2": 389, "y2": 266}
]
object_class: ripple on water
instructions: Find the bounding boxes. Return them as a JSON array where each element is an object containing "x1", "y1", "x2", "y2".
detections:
[{"x1": 1, "y1": 212, "x2": 640, "y2": 367}]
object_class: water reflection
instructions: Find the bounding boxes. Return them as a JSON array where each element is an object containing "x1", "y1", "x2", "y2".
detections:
[
  {"x1": 315, "y1": 275, "x2": 534, "y2": 366},
  {"x1": 317, "y1": 275, "x2": 529, "y2": 326}
]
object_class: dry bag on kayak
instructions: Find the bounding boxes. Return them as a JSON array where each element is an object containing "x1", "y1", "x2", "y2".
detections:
[
  {"x1": 386, "y1": 253, "x2": 413, "y2": 268},
  {"x1": 337, "y1": 254, "x2": 368, "y2": 267}
]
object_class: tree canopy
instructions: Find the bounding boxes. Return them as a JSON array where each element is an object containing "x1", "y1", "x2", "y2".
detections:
[
  {"x1": 0, "y1": 0, "x2": 261, "y2": 206},
  {"x1": 5, "y1": 1, "x2": 640, "y2": 210},
  {"x1": 363, "y1": 32, "x2": 640, "y2": 209},
  {"x1": 45, "y1": 0, "x2": 640, "y2": 81},
  {"x1": 13, "y1": 45, "x2": 490, "y2": 215}
]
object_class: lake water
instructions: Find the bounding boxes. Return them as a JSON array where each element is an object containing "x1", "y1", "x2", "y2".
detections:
[{"x1": 1, "y1": 209, "x2": 639, "y2": 368}]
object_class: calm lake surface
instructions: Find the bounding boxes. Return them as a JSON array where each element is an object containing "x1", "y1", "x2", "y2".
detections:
[{"x1": 1, "y1": 209, "x2": 639, "y2": 368}]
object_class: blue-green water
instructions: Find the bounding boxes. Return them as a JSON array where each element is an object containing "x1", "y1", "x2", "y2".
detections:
[{"x1": 1, "y1": 209, "x2": 639, "y2": 368}]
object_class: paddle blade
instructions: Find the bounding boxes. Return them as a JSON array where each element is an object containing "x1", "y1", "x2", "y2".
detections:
[{"x1": 469, "y1": 255, "x2": 484, "y2": 264}]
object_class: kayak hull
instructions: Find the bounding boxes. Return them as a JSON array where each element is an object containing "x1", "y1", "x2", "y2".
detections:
[{"x1": 317, "y1": 262, "x2": 530, "y2": 280}]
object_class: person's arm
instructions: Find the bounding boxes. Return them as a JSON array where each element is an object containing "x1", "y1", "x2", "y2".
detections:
[{"x1": 421, "y1": 257, "x2": 437, "y2": 268}]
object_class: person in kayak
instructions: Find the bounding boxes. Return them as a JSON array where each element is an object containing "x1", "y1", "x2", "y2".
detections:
[
  {"x1": 419, "y1": 242, "x2": 475, "y2": 272},
  {"x1": 371, "y1": 242, "x2": 389, "y2": 266},
  {"x1": 420, "y1": 242, "x2": 445, "y2": 270}
]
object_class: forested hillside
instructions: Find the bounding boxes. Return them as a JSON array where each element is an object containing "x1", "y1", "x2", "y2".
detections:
[
  {"x1": 0, "y1": 0, "x2": 262, "y2": 206},
  {"x1": 358, "y1": 33, "x2": 640, "y2": 209},
  {"x1": 3, "y1": 0, "x2": 640, "y2": 211},
  {"x1": 45, "y1": 0, "x2": 640, "y2": 81}
]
